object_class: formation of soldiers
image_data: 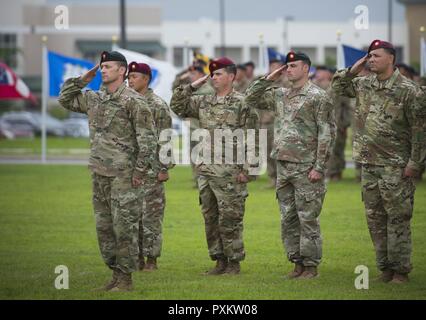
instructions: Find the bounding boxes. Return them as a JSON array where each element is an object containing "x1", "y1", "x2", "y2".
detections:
[{"x1": 58, "y1": 38, "x2": 426, "y2": 292}]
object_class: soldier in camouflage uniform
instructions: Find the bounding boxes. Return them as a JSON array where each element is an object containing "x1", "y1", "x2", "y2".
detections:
[
  {"x1": 262, "y1": 59, "x2": 292, "y2": 188},
  {"x1": 246, "y1": 52, "x2": 335, "y2": 279},
  {"x1": 332, "y1": 40, "x2": 426, "y2": 283},
  {"x1": 171, "y1": 57, "x2": 256, "y2": 275},
  {"x1": 233, "y1": 64, "x2": 250, "y2": 93},
  {"x1": 128, "y1": 62, "x2": 174, "y2": 272},
  {"x1": 58, "y1": 51, "x2": 159, "y2": 292},
  {"x1": 173, "y1": 65, "x2": 215, "y2": 187},
  {"x1": 313, "y1": 66, "x2": 353, "y2": 181}
]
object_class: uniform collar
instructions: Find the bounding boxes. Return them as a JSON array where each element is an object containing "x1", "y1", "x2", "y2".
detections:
[
  {"x1": 287, "y1": 80, "x2": 312, "y2": 98},
  {"x1": 100, "y1": 81, "x2": 127, "y2": 100},
  {"x1": 142, "y1": 88, "x2": 154, "y2": 97},
  {"x1": 371, "y1": 68, "x2": 400, "y2": 90},
  {"x1": 213, "y1": 89, "x2": 237, "y2": 103}
]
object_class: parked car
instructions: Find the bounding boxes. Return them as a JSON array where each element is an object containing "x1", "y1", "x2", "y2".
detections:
[
  {"x1": 63, "y1": 118, "x2": 89, "y2": 138},
  {"x1": 0, "y1": 111, "x2": 65, "y2": 137},
  {"x1": 0, "y1": 118, "x2": 35, "y2": 139}
]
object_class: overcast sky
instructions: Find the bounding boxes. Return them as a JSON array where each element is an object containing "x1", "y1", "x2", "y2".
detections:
[{"x1": 48, "y1": 0, "x2": 406, "y2": 22}]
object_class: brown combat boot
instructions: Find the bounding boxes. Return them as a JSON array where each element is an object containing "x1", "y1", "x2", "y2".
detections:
[
  {"x1": 391, "y1": 273, "x2": 409, "y2": 284},
  {"x1": 138, "y1": 257, "x2": 145, "y2": 271},
  {"x1": 298, "y1": 266, "x2": 318, "y2": 279},
  {"x1": 92, "y1": 269, "x2": 119, "y2": 292},
  {"x1": 109, "y1": 271, "x2": 133, "y2": 292},
  {"x1": 223, "y1": 261, "x2": 240, "y2": 275},
  {"x1": 376, "y1": 270, "x2": 394, "y2": 283},
  {"x1": 205, "y1": 259, "x2": 228, "y2": 275},
  {"x1": 144, "y1": 257, "x2": 158, "y2": 272},
  {"x1": 286, "y1": 263, "x2": 304, "y2": 279}
]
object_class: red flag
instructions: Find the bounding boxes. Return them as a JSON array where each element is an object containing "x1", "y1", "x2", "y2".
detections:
[{"x1": 0, "y1": 62, "x2": 37, "y2": 105}]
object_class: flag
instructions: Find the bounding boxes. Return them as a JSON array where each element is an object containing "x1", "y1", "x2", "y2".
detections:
[
  {"x1": 420, "y1": 37, "x2": 426, "y2": 77},
  {"x1": 337, "y1": 44, "x2": 367, "y2": 69},
  {"x1": 266, "y1": 48, "x2": 286, "y2": 66},
  {"x1": 116, "y1": 47, "x2": 178, "y2": 103},
  {"x1": 47, "y1": 51, "x2": 101, "y2": 97},
  {"x1": 193, "y1": 50, "x2": 211, "y2": 74},
  {"x1": 0, "y1": 62, "x2": 37, "y2": 104}
]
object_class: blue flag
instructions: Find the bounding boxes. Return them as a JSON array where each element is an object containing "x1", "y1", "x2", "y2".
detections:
[
  {"x1": 267, "y1": 48, "x2": 286, "y2": 64},
  {"x1": 48, "y1": 51, "x2": 101, "y2": 97},
  {"x1": 342, "y1": 45, "x2": 367, "y2": 68}
]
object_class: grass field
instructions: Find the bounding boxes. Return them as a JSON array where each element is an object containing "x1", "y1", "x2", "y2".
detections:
[
  {"x1": 0, "y1": 165, "x2": 425, "y2": 300},
  {"x1": 0, "y1": 137, "x2": 89, "y2": 156}
]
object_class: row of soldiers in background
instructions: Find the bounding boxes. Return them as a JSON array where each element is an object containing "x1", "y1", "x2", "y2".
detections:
[{"x1": 59, "y1": 51, "x2": 173, "y2": 292}]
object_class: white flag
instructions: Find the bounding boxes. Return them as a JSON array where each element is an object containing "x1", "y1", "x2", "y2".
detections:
[{"x1": 115, "y1": 47, "x2": 178, "y2": 103}]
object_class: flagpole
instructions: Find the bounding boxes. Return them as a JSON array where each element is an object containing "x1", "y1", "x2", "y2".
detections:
[
  {"x1": 336, "y1": 29, "x2": 344, "y2": 69},
  {"x1": 258, "y1": 33, "x2": 265, "y2": 75},
  {"x1": 420, "y1": 26, "x2": 425, "y2": 77},
  {"x1": 111, "y1": 35, "x2": 119, "y2": 51},
  {"x1": 183, "y1": 38, "x2": 189, "y2": 68},
  {"x1": 41, "y1": 35, "x2": 48, "y2": 164}
]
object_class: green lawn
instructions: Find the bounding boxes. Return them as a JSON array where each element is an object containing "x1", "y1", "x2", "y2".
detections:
[
  {"x1": 0, "y1": 137, "x2": 89, "y2": 156},
  {"x1": 0, "y1": 165, "x2": 425, "y2": 300}
]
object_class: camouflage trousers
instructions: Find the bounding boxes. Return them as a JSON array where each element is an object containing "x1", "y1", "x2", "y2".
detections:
[
  {"x1": 198, "y1": 175, "x2": 248, "y2": 262},
  {"x1": 276, "y1": 161, "x2": 325, "y2": 267},
  {"x1": 264, "y1": 123, "x2": 277, "y2": 183},
  {"x1": 361, "y1": 164, "x2": 415, "y2": 274},
  {"x1": 92, "y1": 172, "x2": 140, "y2": 273},
  {"x1": 138, "y1": 178, "x2": 166, "y2": 259},
  {"x1": 327, "y1": 127, "x2": 347, "y2": 176}
]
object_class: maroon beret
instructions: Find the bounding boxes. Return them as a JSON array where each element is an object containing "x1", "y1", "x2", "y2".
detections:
[
  {"x1": 128, "y1": 61, "x2": 152, "y2": 80},
  {"x1": 368, "y1": 39, "x2": 395, "y2": 54},
  {"x1": 209, "y1": 57, "x2": 235, "y2": 76}
]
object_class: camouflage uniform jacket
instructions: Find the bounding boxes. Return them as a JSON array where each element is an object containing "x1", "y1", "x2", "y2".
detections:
[
  {"x1": 143, "y1": 88, "x2": 174, "y2": 171},
  {"x1": 332, "y1": 68, "x2": 425, "y2": 171},
  {"x1": 170, "y1": 84, "x2": 256, "y2": 177},
  {"x1": 58, "y1": 77, "x2": 159, "y2": 178},
  {"x1": 245, "y1": 77, "x2": 335, "y2": 173}
]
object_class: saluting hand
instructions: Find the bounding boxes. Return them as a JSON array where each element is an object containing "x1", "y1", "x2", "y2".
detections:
[
  {"x1": 266, "y1": 65, "x2": 287, "y2": 81},
  {"x1": 81, "y1": 64, "x2": 99, "y2": 84},
  {"x1": 349, "y1": 54, "x2": 369, "y2": 76},
  {"x1": 190, "y1": 74, "x2": 209, "y2": 89}
]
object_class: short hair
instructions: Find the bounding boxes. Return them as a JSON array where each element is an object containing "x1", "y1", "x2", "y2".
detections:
[
  {"x1": 224, "y1": 64, "x2": 237, "y2": 76},
  {"x1": 236, "y1": 64, "x2": 247, "y2": 71},
  {"x1": 244, "y1": 61, "x2": 255, "y2": 69},
  {"x1": 383, "y1": 47, "x2": 396, "y2": 64}
]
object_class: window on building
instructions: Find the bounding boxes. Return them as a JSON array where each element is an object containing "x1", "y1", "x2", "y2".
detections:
[
  {"x1": 173, "y1": 47, "x2": 201, "y2": 68},
  {"x1": 0, "y1": 33, "x2": 18, "y2": 68},
  {"x1": 214, "y1": 47, "x2": 242, "y2": 63}
]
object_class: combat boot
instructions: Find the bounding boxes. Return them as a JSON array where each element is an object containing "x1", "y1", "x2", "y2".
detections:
[
  {"x1": 92, "y1": 269, "x2": 119, "y2": 291},
  {"x1": 144, "y1": 257, "x2": 158, "y2": 272},
  {"x1": 286, "y1": 263, "x2": 304, "y2": 279},
  {"x1": 223, "y1": 261, "x2": 240, "y2": 275},
  {"x1": 376, "y1": 269, "x2": 394, "y2": 283},
  {"x1": 298, "y1": 266, "x2": 318, "y2": 279},
  {"x1": 391, "y1": 273, "x2": 409, "y2": 284},
  {"x1": 204, "y1": 259, "x2": 228, "y2": 275},
  {"x1": 109, "y1": 271, "x2": 133, "y2": 292}
]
